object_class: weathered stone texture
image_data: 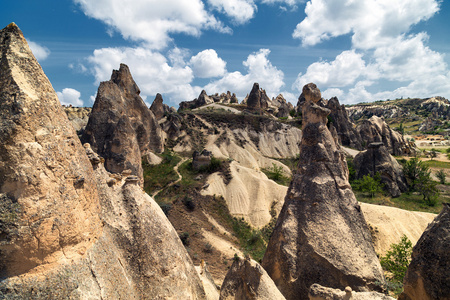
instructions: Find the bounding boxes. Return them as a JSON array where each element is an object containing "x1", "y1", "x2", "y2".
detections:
[
  {"x1": 400, "y1": 203, "x2": 450, "y2": 300},
  {"x1": 82, "y1": 63, "x2": 163, "y2": 185},
  {"x1": 262, "y1": 83, "x2": 385, "y2": 300},
  {"x1": 220, "y1": 257, "x2": 285, "y2": 300}
]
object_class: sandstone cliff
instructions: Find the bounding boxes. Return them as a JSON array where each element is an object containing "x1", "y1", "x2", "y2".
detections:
[
  {"x1": 0, "y1": 23, "x2": 206, "y2": 299},
  {"x1": 82, "y1": 63, "x2": 163, "y2": 185},
  {"x1": 262, "y1": 83, "x2": 385, "y2": 299}
]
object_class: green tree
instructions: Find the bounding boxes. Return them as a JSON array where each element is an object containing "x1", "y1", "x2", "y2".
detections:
[
  {"x1": 430, "y1": 149, "x2": 437, "y2": 160},
  {"x1": 436, "y1": 169, "x2": 446, "y2": 184},
  {"x1": 357, "y1": 173, "x2": 384, "y2": 198},
  {"x1": 396, "y1": 123, "x2": 405, "y2": 135},
  {"x1": 401, "y1": 158, "x2": 439, "y2": 206},
  {"x1": 380, "y1": 235, "x2": 412, "y2": 283}
]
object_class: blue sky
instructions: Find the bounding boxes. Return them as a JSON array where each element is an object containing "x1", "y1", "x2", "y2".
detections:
[{"x1": 2, "y1": 0, "x2": 450, "y2": 107}]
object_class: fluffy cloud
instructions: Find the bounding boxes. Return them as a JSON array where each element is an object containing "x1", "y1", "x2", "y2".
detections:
[
  {"x1": 189, "y1": 49, "x2": 227, "y2": 78},
  {"x1": 293, "y1": 0, "x2": 440, "y2": 48},
  {"x1": 205, "y1": 49, "x2": 285, "y2": 99},
  {"x1": 291, "y1": 0, "x2": 449, "y2": 104},
  {"x1": 293, "y1": 50, "x2": 367, "y2": 90},
  {"x1": 74, "y1": 0, "x2": 230, "y2": 49},
  {"x1": 28, "y1": 41, "x2": 50, "y2": 61},
  {"x1": 207, "y1": 0, "x2": 257, "y2": 24},
  {"x1": 86, "y1": 47, "x2": 200, "y2": 104},
  {"x1": 57, "y1": 88, "x2": 84, "y2": 106}
]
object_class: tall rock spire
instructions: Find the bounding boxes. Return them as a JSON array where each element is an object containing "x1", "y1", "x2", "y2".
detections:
[
  {"x1": 262, "y1": 83, "x2": 385, "y2": 299},
  {"x1": 0, "y1": 22, "x2": 103, "y2": 277}
]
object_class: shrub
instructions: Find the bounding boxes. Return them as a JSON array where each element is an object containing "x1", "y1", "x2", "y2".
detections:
[
  {"x1": 355, "y1": 173, "x2": 384, "y2": 198},
  {"x1": 401, "y1": 158, "x2": 439, "y2": 206},
  {"x1": 179, "y1": 232, "x2": 190, "y2": 246},
  {"x1": 182, "y1": 196, "x2": 196, "y2": 211},
  {"x1": 436, "y1": 169, "x2": 446, "y2": 184},
  {"x1": 204, "y1": 242, "x2": 213, "y2": 253},
  {"x1": 380, "y1": 235, "x2": 413, "y2": 295},
  {"x1": 159, "y1": 203, "x2": 172, "y2": 216}
]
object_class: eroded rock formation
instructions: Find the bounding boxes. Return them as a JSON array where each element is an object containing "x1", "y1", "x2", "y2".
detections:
[
  {"x1": 309, "y1": 284, "x2": 394, "y2": 300},
  {"x1": 354, "y1": 142, "x2": 408, "y2": 197},
  {"x1": 357, "y1": 116, "x2": 414, "y2": 156},
  {"x1": 82, "y1": 63, "x2": 163, "y2": 185},
  {"x1": 149, "y1": 93, "x2": 166, "y2": 120},
  {"x1": 0, "y1": 23, "x2": 206, "y2": 299},
  {"x1": 400, "y1": 203, "x2": 450, "y2": 300},
  {"x1": 246, "y1": 83, "x2": 268, "y2": 114},
  {"x1": 326, "y1": 97, "x2": 362, "y2": 149},
  {"x1": 0, "y1": 22, "x2": 102, "y2": 278},
  {"x1": 220, "y1": 257, "x2": 286, "y2": 300},
  {"x1": 262, "y1": 83, "x2": 385, "y2": 300}
]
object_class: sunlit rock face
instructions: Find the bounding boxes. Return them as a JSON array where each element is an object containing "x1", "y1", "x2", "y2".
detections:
[{"x1": 262, "y1": 83, "x2": 385, "y2": 300}]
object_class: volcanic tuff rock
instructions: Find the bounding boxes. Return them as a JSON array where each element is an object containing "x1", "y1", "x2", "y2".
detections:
[
  {"x1": 326, "y1": 97, "x2": 362, "y2": 149},
  {"x1": 400, "y1": 203, "x2": 450, "y2": 300},
  {"x1": 82, "y1": 63, "x2": 163, "y2": 186},
  {"x1": 262, "y1": 83, "x2": 385, "y2": 300},
  {"x1": 63, "y1": 106, "x2": 91, "y2": 135},
  {"x1": 357, "y1": 115, "x2": 414, "y2": 156},
  {"x1": 219, "y1": 257, "x2": 286, "y2": 300},
  {"x1": 354, "y1": 142, "x2": 408, "y2": 197},
  {"x1": 149, "y1": 92, "x2": 166, "y2": 120},
  {"x1": 246, "y1": 83, "x2": 269, "y2": 113},
  {"x1": 0, "y1": 23, "x2": 206, "y2": 299},
  {"x1": 309, "y1": 284, "x2": 394, "y2": 300},
  {"x1": 0, "y1": 22, "x2": 102, "y2": 277},
  {"x1": 179, "y1": 90, "x2": 215, "y2": 110}
]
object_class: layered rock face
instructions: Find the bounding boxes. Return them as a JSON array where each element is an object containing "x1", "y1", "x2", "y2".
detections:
[
  {"x1": 220, "y1": 257, "x2": 286, "y2": 300},
  {"x1": 326, "y1": 97, "x2": 362, "y2": 149},
  {"x1": 354, "y1": 142, "x2": 408, "y2": 197},
  {"x1": 0, "y1": 22, "x2": 102, "y2": 277},
  {"x1": 0, "y1": 23, "x2": 206, "y2": 299},
  {"x1": 82, "y1": 63, "x2": 163, "y2": 185},
  {"x1": 357, "y1": 116, "x2": 414, "y2": 156},
  {"x1": 400, "y1": 203, "x2": 450, "y2": 300},
  {"x1": 262, "y1": 83, "x2": 385, "y2": 300}
]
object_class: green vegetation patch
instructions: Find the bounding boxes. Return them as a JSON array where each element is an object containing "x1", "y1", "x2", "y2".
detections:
[
  {"x1": 142, "y1": 149, "x2": 181, "y2": 196},
  {"x1": 262, "y1": 163, "x2": 291, "y2": 186}
]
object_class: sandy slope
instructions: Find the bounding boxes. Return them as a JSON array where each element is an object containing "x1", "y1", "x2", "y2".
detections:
[
  {"x1": 360, "y1": 202, "x2": 436, "y2": 255},
  {"x1": 202, "y1": 161, "x2": 287, "y2": 228}
]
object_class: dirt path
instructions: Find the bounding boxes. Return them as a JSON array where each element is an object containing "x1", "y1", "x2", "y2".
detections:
[{"x1": 152, "y1": 158, "x2": 187, "y2": 198}]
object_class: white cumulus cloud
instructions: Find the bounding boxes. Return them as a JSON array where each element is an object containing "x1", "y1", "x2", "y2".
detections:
[
  {"x1": 28, "y1": 41, "x2": 50, "y2": 61},
  {"x1": 291, "y1": 0, "x2": 449, "y2": 104},
  {"x1": 189, "y1": 49, "x2": 227, "y2": 78},
  {"x1": 74, "y1": 0, "x2": 231, "y2": 49},
  {"x1": 86, "y1": 47, "x2": 201, "y2": 104},
  {"x1": 207, "y1": 0, "x2": 257, "y2": 24},
  {"x1": 205, "y1": 48, "x2": 285, "y2": 99},
  {"x1": 293, "y1": 50, "x2": 367, "y2": 90},
  {"x1": 293, "y1": 0, "x2": 440, "y2": 48},
  {"x1": 57, "y1": 88, "x2": 84, "y2": 106}
]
